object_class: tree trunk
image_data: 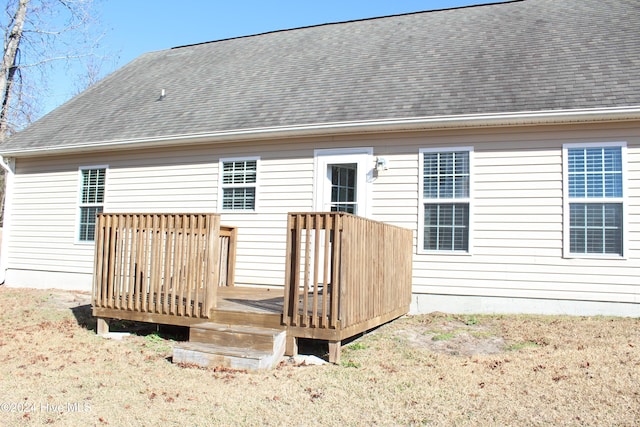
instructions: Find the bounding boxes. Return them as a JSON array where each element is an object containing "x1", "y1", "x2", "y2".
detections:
[
  {"x1": 0, "y1": 0, "x2": 29, "y2": 139},
  {"x1": 0, "y1": 0, "x2": 29, "y2": 226}
]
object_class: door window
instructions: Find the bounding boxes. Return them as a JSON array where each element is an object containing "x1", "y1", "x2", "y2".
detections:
[{"x1": 330, "y1": 163, "x2": 357, "y2": 214}]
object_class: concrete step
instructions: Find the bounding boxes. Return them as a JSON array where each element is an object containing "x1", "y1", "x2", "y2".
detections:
[
  {"x1": 173, "y1": 323, "x2": 287, "y2": 370},
  {"x1": 173, "y1": 340, "x2": 285, "y2": 371},
  {"x1": 189, "y1": 322, "x2": 285, "y2": 352}
]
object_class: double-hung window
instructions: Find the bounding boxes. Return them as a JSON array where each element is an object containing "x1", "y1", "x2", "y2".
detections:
[
  {"x1": 564, "y1": 143, "x2": 625, "y2": 257},
  {"x1": 78, "y1": 167, "x2": 106, "y2": 242},
  {"x1": 419, "y1": 148, "x2": 472, "y2": 252},
  {"x1": 219, "y1": 158, "x2": 258, "y2": 211}
]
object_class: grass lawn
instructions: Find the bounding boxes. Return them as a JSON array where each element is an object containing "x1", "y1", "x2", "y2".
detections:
[{"x1": 0, "y1": 287, "x2": 638, "y2": 426}]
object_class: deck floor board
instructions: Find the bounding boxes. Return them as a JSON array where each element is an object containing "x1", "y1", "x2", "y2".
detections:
[
  {"x1": 94, "y1": 286, "x2": 328, "y2": 320},
  {"x1": 216, "y1": 287, "x2": 284, "y2": 314}
]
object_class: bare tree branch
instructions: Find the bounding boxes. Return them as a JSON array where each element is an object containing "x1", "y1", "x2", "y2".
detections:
[
  {"x1": 0, "y1": 0, "x2": 111, "y2": 224},
  {"x1": 0, "y1": 0, "x2": 28, "y2": 139}
]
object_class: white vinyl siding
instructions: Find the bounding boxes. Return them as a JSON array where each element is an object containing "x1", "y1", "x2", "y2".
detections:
[
  {"x1": 410, "y1": 129, "x2": 639, "y2": 311},
  {"x1": 219, "y1": 158, "x2": 258, "y2": 211},
  {"x1": 6, "y1": 147, "x2": 301, "y2": 286},
  {"x1": 5, "y1": 125, "x2": 640, "y2": 316},
  {"x1": 9, "y1": 161, "x2": 100, "y2": 276},
  {"x1": 419, "y1": 148, "x2": 472, "y2": 253},
  {"x1": 413, "y1": 144, "x2": 566, "y2": 292},
  {"x1": 107, "y1": 159, "x2": 217, "y2": 212},
  {"x1": 563, "y1": 143, "x2": 626, "y2": 257}
]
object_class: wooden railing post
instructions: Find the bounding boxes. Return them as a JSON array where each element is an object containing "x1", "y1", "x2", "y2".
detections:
[
  {"x1": 329, "y1": 214, "x2": 342, "y2": 329},
  {"x1": 311, "y1": 214, "x2": 321, "y2": 328},
  {"x1": 92, "y1": 214, "x2": 106, "y2": 309},
  {"x1": 320, "y1": 213, "x2": 332, "y2": 329},
  {"x1": 283, "y1": 213, "x2": 299, "y2": 326},
  {"x1": 205, "y1": 214, "x2": 221, "y2": 316},
  {"x1": 226, "y1": 226, "x2": 237, "y2": 287},
  {"x1": 216, "y1": 226, "x2": 237, "y2": 287}
]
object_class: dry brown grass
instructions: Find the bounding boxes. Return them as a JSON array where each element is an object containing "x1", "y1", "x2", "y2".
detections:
[{"x1": 0, "y1": 287, "x2": 639, "y2": 426}]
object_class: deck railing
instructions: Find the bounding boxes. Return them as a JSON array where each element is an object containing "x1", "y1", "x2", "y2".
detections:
[
  {"x1": 218, "y1": 225, "x2": 237, "y2": 287},
  {"x1": 283, "y1": 212, "x2": 413, "y2": 331},
  {"x1": 92, "y1": 213, "x2": 231, "y2": 319}
]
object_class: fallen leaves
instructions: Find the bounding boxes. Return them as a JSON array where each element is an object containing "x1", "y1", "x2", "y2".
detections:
[{"x1": 1, "y1": 288, "x2": 639, "y2": 426}]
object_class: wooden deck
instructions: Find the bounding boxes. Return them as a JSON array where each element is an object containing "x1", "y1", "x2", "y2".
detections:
[
  {"x1": 216, "y1": 287, "x2": 283, "y2": 314},
  {"x1": 92, "y1": 212, "x2": 413, "y2": 364},
  {"x1": 93, "y1": 286, "x2": 285, "y2": 328},
  {"x1": 93, "y1": 286, "x2": 317, "y2": 329}
]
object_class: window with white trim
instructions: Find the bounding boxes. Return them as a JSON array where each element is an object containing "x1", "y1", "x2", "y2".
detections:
[
  {"x1": 78, "y1": 167, "x2": 106, "y2": 242},
  {"x1": 220, "y1": 158, "x2": 258, "y2": 211},
  {"x1": 565, "y1": 144, "x2": 625, "y2": 256},
  {"x1": 419, "y1": 148, "x2": 471, "y2": 252}
]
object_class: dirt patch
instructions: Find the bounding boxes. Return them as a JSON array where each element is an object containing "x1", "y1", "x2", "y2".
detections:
[
  {"x1": 42, "y1": 290, "x2": 91, "y2": 310},
  {"x1": 394, "y1": 313, "x2": 506, "y2": 356},
  {"x1": 1, "y1": 287, "x2": 639, "y2": 426}
]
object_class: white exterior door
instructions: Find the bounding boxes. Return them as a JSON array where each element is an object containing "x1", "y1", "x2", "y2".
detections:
[{"x1": 314, "y1": 148, "x2": 372, "y2": 217}]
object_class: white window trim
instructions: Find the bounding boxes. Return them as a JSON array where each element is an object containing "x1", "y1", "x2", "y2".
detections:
[
  {"x1": 562, "y1": 141, "x2": 628, "y2": 259},
  {"x1": 418, "y1": 147, "x2": 474, "y2": 255},
  {"x1": 75, "y1": 165, "x2": 109, "y2": 245},
  {"x1": 218, "y1": 156, "x2": 260, "y2": 212},
  {"x1": 313, "y1": 147, "x2": 373, "y2": 218}
]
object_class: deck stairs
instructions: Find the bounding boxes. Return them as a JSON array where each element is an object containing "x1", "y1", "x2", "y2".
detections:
[{"x1": 172, "y1": 322, "x2": 287, "y2": 370}]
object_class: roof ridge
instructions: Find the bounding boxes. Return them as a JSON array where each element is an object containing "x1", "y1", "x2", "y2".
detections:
[{"x1": 170, "y1": 0, "x2": 521, "y2": 51}]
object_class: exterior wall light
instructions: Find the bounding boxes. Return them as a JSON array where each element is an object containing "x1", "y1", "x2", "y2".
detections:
[{"x1": 375, "y1": 157, "x2": 388, "y2": 172}]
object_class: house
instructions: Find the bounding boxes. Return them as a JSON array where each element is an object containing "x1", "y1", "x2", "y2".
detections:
[{"x1": 1, "y1": 0, "x2": 639, "y2": 320}]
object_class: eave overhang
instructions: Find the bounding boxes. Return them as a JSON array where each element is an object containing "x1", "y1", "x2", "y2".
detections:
[{"x1": 3, "y1": 106, "x2": 640, "y2": 158}]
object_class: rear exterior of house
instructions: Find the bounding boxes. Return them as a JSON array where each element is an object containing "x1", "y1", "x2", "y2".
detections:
[{"x1": 1, "y1": 0, "x2": 640, "y2": 316}]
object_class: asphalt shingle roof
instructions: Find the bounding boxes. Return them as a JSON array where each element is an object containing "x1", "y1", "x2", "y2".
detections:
[{"x1": 4, "y1": 0, "x2": 640, "y2": 153}]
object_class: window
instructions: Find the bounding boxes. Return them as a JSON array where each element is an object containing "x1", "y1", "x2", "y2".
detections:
[
  {"x1": 565, "y1": 144, "x2": 625, "y2": 256},
  {"x1": 78, "y1": 167, "x2": 106, "y2": 242},
  {"x1": 220, "y1": 158, "x2": 258, "y2": 211},
  {"x1": 330, "y1": 163, "x2": 357, "y2": 214},
  {"x1": 419, "y1": 148, "x2": 472, "y2": 252}
]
